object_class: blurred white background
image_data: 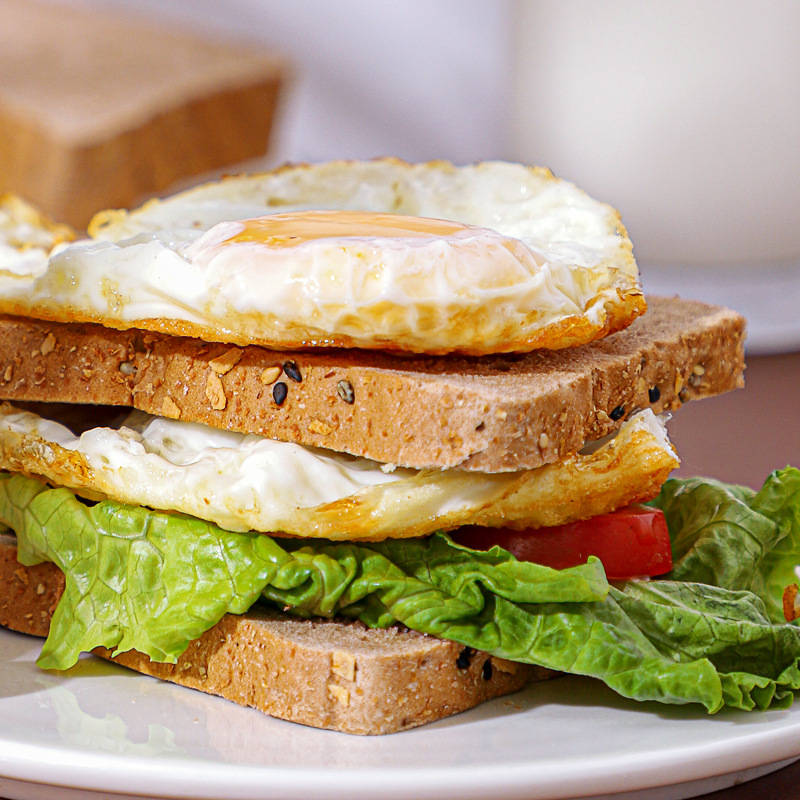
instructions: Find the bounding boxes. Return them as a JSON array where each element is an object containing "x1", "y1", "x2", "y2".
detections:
[
  {"x1": 62, "y1": 0, "x2": 515, "y2": 167},
  {"x1": 36, "y1": 0, "x2": 800, "y2": 353}
]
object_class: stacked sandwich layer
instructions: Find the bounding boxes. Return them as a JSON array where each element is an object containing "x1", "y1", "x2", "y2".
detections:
[{"x1": 0, "y1": 161, "x2": 798, "y2": 735}]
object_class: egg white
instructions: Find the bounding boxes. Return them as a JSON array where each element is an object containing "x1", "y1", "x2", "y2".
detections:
[{"x1": 0, "y1": 194, "x2": 74, "y2": 283}]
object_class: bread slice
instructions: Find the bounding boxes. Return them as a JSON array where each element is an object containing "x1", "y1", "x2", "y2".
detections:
[
  {"x1": 0, "y1": 296, "x2": 744, "y2": 472},
  {"x1": 0, "y1": 535, "x2": 547, "y2": 734}
]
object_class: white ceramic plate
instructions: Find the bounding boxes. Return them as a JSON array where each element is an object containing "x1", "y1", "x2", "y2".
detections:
[{"x1": 1, "y1": 628, "x2": 799, "y2": 800}]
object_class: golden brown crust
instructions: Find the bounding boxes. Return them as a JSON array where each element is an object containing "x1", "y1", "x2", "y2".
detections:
[
  {"x1": 0, "y1": 294, "x2": 645, "y2": 357},
  {"x1": 0, "y1": 535, "x2": 544, "y2": 734},
  {"x1": 0, "y1": 296, "x2": 745, "y2": 472}
]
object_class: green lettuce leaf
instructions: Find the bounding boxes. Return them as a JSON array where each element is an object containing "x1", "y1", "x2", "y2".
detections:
[
  {"x1": 652, "y1": 467, "x2": 800, "y2": 623},
  {"x1": 0, "y1": 473, "x2": 606, "y2": 669},
  {"x1": 0, "y1": 474, "x2": 292, "y2": 666},
  {"x1": 2, "y1": 468, "x2": 800, "y2": 713}
]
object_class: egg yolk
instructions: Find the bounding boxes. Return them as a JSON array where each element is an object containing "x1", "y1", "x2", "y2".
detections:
[{"x1": 225, "y1": 210, "x2": 468, "y2": 248}]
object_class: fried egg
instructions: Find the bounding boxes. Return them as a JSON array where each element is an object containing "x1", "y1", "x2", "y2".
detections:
[
  {"x1": 0, "y1": 160, "x2": 644, "y2": 355},
  {"x1": 0, "y1": 194, "x2": 74, "y2": 281},
  {"x1": 0, "y1": 405, "x2": 677, "y2": 541}
]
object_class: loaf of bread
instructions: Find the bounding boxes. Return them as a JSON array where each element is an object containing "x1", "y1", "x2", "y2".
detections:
[
  {"x1": 0, "y1": 534, "x2": 549, "y2": 734},
  {"x1": 0, "y1": 295, "x2": 744, "y2": 472}
]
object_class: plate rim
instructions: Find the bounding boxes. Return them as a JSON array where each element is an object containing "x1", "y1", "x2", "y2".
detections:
[{"x1": 1, "y1": 664, "x2": 800, "y2": 800}]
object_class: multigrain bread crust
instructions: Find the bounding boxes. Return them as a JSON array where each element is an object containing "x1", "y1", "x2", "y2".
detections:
[
  {"x1": 0, "y1": 535, "x2": 548, "y2": 735},
  {"x1": 0, "y1": 296, "x2": 745, "y2": 472}
]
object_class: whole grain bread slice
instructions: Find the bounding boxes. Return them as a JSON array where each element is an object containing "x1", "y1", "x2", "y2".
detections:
[
  {"x1": 0, "y1": 534, "x2": 546, "y2": 734},
  {"x1": 0, "y1": 295, "x2": 744, "y2": 472}
]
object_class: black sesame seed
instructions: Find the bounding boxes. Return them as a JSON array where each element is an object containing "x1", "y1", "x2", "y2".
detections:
[
  {"x1": 272, "y1": 381, "x2": 288, "y2": 405},
  {"x1": 648, "y1": 386, "x2": 661, "y2": 404},
  {"x1": 482, "y1": 659, "x2": 493, "y2": 680},
  {"x1": 337, "y1": 379, "x2": 355, "y2": 404},
  {"x1": 609, "y1": 405, "x2": 625, "y2": 421},
  {"x1": 283, "y1": 361, "x2": 302, "y2": 383},
  {"x1": 456, "y1": 646, "x2": 475, "y2": 670}
]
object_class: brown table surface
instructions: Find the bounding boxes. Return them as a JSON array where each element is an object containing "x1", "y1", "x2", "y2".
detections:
[{"x1": 701, "y1": 758, "x2": 800, "y2": 799}]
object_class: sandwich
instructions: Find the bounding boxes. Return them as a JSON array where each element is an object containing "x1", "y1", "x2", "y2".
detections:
[{"x1": 0, "y1": 159, "x2": 798, "y2": 735}]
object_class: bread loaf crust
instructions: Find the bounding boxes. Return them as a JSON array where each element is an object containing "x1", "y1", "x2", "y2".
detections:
[
  {"x1": 0, "y1": 535, "x2": 545, "y2": 734},
  {"x1": 0, "y1": 296, "x2": 745, "y2": 472}
]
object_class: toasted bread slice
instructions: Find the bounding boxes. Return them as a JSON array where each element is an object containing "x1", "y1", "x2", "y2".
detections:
[
  {"x1": 0, "y1": 296, "x2": 744, "y2": 471},
  {"x1": 0, "y1": 534, "x2": 549, "y2": 734}
]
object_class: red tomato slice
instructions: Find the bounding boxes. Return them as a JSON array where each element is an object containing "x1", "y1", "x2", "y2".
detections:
[{"x1": 450, "y1": 505, "x2": 672, "y2": 579}]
